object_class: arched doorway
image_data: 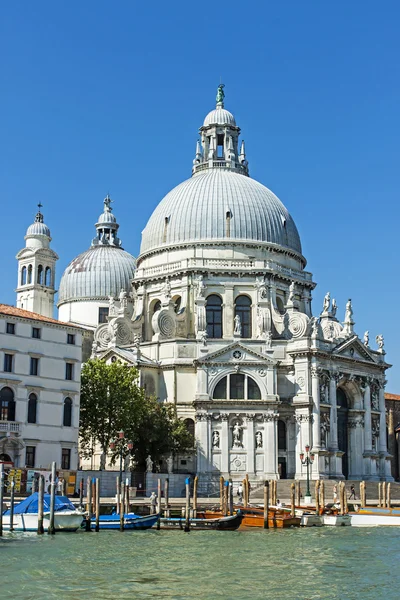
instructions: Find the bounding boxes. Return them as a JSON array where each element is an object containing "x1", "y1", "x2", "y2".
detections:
[
  {"x1": 277, "y1": 420, "x2": 287, "y2": 479},
  {"x1": 337, "y1": 388, "x2": 349, "y2": 479}
]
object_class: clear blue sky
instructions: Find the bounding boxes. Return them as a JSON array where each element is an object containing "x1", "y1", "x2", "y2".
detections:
[{"x1": 2, "y1": 2, "x2": 399, "y2": 389}]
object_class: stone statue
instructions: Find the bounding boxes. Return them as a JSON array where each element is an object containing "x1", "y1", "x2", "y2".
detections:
[
  {"x1": 212, "y1": 431, "x2": 220, "y2": 448},
  {"x1": 109, "y1": 295, "x2": 116, "y2": 315},
  {"x1": 200, "y1": 330, "x2": 208, "y2": 346},
  {"x1": 161, "y1": 277, "x2": 171, "y2": 300},
  {"x1": 91, "y1": 339, "x2": 98, "y2": 356},
  {"x1": 322, "y1": 292, "x2": 330, "y2": 313},
  {"x1": 104, "y1": 194, "x2": 112, "y2": 211},
  {"x1": 363, "y1": 331, "x2": 369, "y2": 347},
  {"x1": 265, "y1": 330, "x2": 272, "y2": 349},
  {"x1": 288, "y1": 281, "x2": 295, "y2": 303},
  {"x1": 166, "y1": 455, "x2": 173, "y2": 474},
  {"x1": 331, "y1": 298, "x2": 337, "y2": 317},
  {"x1": 376, "y1": 334, "x2": 384, "y2": 353},
  {"x1": 216, "y1": 83, "x2": 225, "y2": 104},
  {"x1": 133, "y1": 333, "x2": 141, "y2": 350},
  {"x1": 146, "y1": 455, "x2": 153, "y2": 473},
  {"x1": 232, "y1": 421, "x2": 242, "y2": 448},
  {"x1": 195, "y1": 275, "x2": 206, "y2": 298},
  {"x1": 256, "y1": 277, "x2": 268, "y2": 300},
  {"x1": 344, "y1": 299, "x2": 353, "y2": 322},
  {"x1": 119, "y1": 289, "x2": 127, "y2": 310},
  {"x1": 255, "y1": 431, "x2": 263, "y2": 448},
  {"x1": 234, "y1": 314, "x2": 242, "y2": 336},
  {"x1": 310, "y1": 317, "x2": 319, "y2": 338}
]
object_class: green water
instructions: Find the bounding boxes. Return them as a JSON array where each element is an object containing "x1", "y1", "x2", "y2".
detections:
[{"x1": 1, "y1": 527, "x2": 399, "y2": 599}]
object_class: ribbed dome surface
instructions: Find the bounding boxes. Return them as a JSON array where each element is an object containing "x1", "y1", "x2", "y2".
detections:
[
  {"x1": 203, "y1": 107, "x2": 236, "y2": 127},
  {"x1": 26, "y1": 222, "x2": 51, "y2": 237},
  {"x1": 58, "y1": 246, "x2": 136, "y2": 303},
  {"x1": 140, "y1": 170, "x2": 302, "y2": 255},
  {"x1": 97, "y1": 211, "x2": 117, "y2": 224}
]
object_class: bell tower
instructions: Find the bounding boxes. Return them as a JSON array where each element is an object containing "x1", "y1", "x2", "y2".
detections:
[{"x1": 16, "y1": 204, "x2": 58, "y2": 317}]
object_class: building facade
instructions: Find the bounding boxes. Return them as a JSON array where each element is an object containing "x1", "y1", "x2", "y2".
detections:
[
  {"x1": 70, "y1": 86, "x2": 392, "y2": 482},
  {"x1": 0, "y1": 304, "x2": 85, "y2": 470}
]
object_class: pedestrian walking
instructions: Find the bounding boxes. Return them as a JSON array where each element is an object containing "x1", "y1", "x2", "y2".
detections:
[
  {"x1": 237, "y1": 482, "x2": 243, "y2": 503},
  {"x1": 149, "y1": 491, "x2": 157, "y2": 514},
  {"x1": 348, "y1": 484, "x2": 356, "y2": 500}
]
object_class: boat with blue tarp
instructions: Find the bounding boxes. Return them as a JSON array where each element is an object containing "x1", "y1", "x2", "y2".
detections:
[
  {"x1": 89, "y1": 512, "x2": 159, "y2": 530},
  {"x1": 2, "y1": 493, "x2": 84, "y2": 532}
]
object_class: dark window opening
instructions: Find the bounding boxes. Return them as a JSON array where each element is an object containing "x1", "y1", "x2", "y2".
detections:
[
  {"x1": 67, "y1": 334, "x2": 75, "y2": 345},
  {"x1": 21, "y1": 266, "x2": 27, "y2": 285},
  {"x1": 37, "y1": 265, "x2": 44, "y2": 284},
  {"x1": 98, "y1": 307, "x2": 109, "y2": 324},
  {"x1": 63, "y1": 397, "x2": 72, "y2": 427},
  {"x1": 65, "y1": 363, "x2": 74, "y2": 381},
  {"x1": 32, "y1": 327, "x2": 41, "y2": 339},
  {"x1": 217, "y1": 134, "x2": 224, "y2": 158},
  {"x1": 45, "y1": 267, "x2": 51, "y2": 286},
  {"x1": 61, "y1": 448, "x2": 71, "y2": 469},
  {"x1": 30, "y1": 357, "x2": 39, "y2": 376},
  {"x1": 153, "y1": 300, "x2": 161, "y2": 313},
  {"x1": 27, "y1": 264, "x2": 33, "y2": 284},
  {"x1": 213, "y1": 377, "x2": 227, "y2": 399},
  {"x1": 4, "y1": 354, "x2": 13, "y2": 373},
  {"x1": 28, "y1": 393, "x2": 37, "y2": 424},
  {"x1": 0, "y1": 387, "x2": 15, "y2": 421},
  {"x1": 230, "y1": 374, "x2": 245, "y2": 399},
  {"x1": 184, "y1": 418, "x2": 195, "y2": 438},
  {"x1": 248, "y1": 376, "x2": 261, "y2": 400},
  {"x1": 278, "y1": 420, "x2": 287, "y2": 450},
  {"x1": 206, "y1": 294, "x2": 223, "y2": 338},
  {"x1": 6, "y1": 323, "x2": 15, "y2": 335},
  {"x1": 25, "y1": 446, "x2": 36, "y2": 468}
]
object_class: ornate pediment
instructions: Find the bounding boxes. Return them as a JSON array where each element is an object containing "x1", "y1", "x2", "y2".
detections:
[
  {"x1": 196, "y1": 341, "x2": 275, "y2": 367},
  {"x1": 332, "y1": 336, "x2": 377, "y2": 363},
  {"x1": 96, "y1": 346, "x2": 158, "y2": 368}
]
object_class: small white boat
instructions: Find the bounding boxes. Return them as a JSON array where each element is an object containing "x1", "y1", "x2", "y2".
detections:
[
  {"x1": 300, "y1": 514, "x2": 323, "y2": 527},
  {"x1": 322, "y1": 514, "x2": 351, "y2": 526},
  {"x1": 2, "y1": 492, "x2": 84, "y2": 532},
  {"x1": 350, "y1": 507, "x2": 400, "y2": 527}
]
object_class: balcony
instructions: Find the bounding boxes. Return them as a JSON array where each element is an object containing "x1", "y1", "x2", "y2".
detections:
[{"x1": 0, "y1": 421, "x2": 21, "y2": 434}]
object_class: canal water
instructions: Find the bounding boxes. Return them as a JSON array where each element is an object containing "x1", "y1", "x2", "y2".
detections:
[{"x1": 1, "y1": 527, "x2": 399, "y2": 599}]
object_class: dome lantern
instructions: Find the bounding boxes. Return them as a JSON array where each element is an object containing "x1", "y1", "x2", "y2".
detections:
[
  {"x1": 92, "y1": 195, "x2": 122, "y2": 248},
  {"x1": 193, "y1": 84, "x2": 249, "y2": 177}
]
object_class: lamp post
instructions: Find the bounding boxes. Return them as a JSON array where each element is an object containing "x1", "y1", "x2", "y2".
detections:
[{"x1": 300, "y1": 445, "x2": 314, "y2": 502}]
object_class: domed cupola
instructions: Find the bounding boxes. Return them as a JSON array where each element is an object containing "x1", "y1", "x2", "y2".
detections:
[
  {"x1": 58, "y1": 196, "x2": 136, "y2": 328},
  {"x1": 25, "y1": 204, "x2": 51, "y2": 246}
]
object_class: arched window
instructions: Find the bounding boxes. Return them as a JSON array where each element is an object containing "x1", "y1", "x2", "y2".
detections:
[
  {"x1": 0, "y1": 387, "x2": 16, "y2": 421},
  {"x1": 27, "y1": 393, "x2": 37, "y2": 424},
  {"x1": 278, "y1": 420, "x2": 287, "y2": 450},
  {"x1": 63, "y1": 397, "x2": 72, "y2": 427},
  {"x1": 21, "y1": 266, "x2": 27, "y2": 285},
  {"x1": 184, "y1": 418, "x2": 195, "y2": 437},
  {"x1": 153, "y1": 300, "x2": 161, "y2": 313},
  {"x1": 27, "y1": 264, "x2": 33, "y2": 284},
  {"x1": 37, "y1": 265, "x2": 43, "y2": 284},
  {"x1": 206, "y1": 295, "x2": 223, "y2": 338},
  {"x1": 234, "y1": 295, "x2": 252, "y2": 338},
  {"x1": 213, "y1": 374, "x2": 261, "y2": 400},
  {"x1": 276, "y1": 296, "x2": 285, "y2": 315},
  {"x1": 45, "y1": 267, "x2": 51, "y2": 286}
]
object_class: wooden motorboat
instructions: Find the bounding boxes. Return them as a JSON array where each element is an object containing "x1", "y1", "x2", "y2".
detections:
[
  {"x1": 89, "y1": 512, "x2": 159, "y2": 530},
  {"x1": 2, "y1": 493, "x2": 84, "y2": 532},
  {"x1": 160, "y1": 510, "x2": 243, "y2": 531},
  {"x1": 198, "y1": 506, "x2": 301, "y2": 528},
  {"x1": 350, "y1": 507, "x2": 400, "y2": 527}
]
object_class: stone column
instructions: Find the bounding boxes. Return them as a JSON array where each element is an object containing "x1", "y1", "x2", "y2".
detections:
[
  {"x1": 264, "y1": 413, "x2": 277, "y2": 478},
  {"x1": 363, "y1": 381, "x2": 372, "y2": 452},
  {"x1": 195, "y1": 414, "x2": 209, "y2": 473},
  {"x1": 378, "y1": 384, "x2": 387, "y2": 454},
  {"x1": 224, "y1": 284, "x2": 234, "y2": 339},
  {"x1": 311, "y1": 366, "x2": 321, "y2": 450},
  {"x1": 220, "y1": 415, "x2": 229, "y2": 474},
  {"x1": 246, "y1": 414, "x2": 256, "y2": 475},
  {"x1": 329, "y1": 375, "x2": 339, "y2": 450}
]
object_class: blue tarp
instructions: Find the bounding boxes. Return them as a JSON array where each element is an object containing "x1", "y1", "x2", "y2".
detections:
[{"x1": 3, "y1": 493, "x2": 76, "y2": 515}]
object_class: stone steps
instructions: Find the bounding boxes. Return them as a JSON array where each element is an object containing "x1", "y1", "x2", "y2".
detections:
[{"x1": 250, "y1": 479, "x2": 400, "y2": 500}]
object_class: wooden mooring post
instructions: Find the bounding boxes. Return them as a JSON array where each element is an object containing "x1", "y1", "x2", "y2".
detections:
[
  {"x1": 85, "y1": 475, "x2": 92, "y2": 532},
  {"x1": 319, "y1": 480, "x2": 325, "y2": 513},
  {"x1": 79, "y1": 478, "x2": 84, "y2": 509},
  {"x1": 315, "y1": 480, "x2": 320, "y2": 515},
  {"x1": 378, "y1": 482, "x2": 382, "y2": 508},
  {"x1": 290, "y1": 482, "x2": 296, "y2": 518},
  {"x1": 219, "y1": 476, "x2": 224, "y2": 511},
  {"x1": 229, "y1": 478, "x2": 234, "y2": 516},
  {"x1": 224, "y1": 481, "x2": 229, "y2": 516},
  {"x1": 37, "y1": 475, "x2": 45, "y2": 535},
  {"x1": 382, "y1": 482, "x2": 387, "y2": 508},
  {"x1": 116, "y1": 476, "x2": 120, "y2": 515},
  {"x1": 243, "y1": 478, "x2": 248, "y2": 508},
  {"x1": 0, "y1": 463, "x2": 4, "y2": 536},
  {"x1": 9, "y1": 477, "x2": 15, "y2": 532},
  {"x1": 95, "y1": 478, "x2": 100, "y2": 532},
  {"x1": 184, "y1": 477, "x2": 191, "y2": 532},
  {"x1": 48, "y1": 461, "x2": 56, "y2": 535},
  {"x1": 164, "y1": 478, "x2": 170, "y2": 517},
  {"x1": 263, "y1": 481, "x2": 269, "y2": 529},
  {"x1": 296, "y1": 480, "x2": 301, "y2": 507},
  {"x1": 125, "y1": 479, "x2": 130, "y2": 514},
  {"x1": 387, "y1": 482, "x2": 391, "y2": 508},
  {"x1": 193, "y1": 476, "x2": 198, "y2": 518},
  {"x1": 156, "y1": 478, "x2": 162, "y2": 530}
]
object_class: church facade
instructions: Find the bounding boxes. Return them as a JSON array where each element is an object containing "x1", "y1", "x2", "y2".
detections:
[{"x1": 72, "y1": 86, "x2": 392, "y2": 482}]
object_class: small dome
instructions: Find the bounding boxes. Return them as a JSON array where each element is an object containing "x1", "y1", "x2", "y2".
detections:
[
  {"x1": 26, "y1": 221, "x2": 51, "y2": 237},
  {"x1": 58, "y1": 246, "x2": 136, "y2": 304},
  {"x1": 97, "y1": 211, "x2": 117, "y2": 225},
  {"x1": 140, "y1": 170, "x2": 302, "y2": 256},
  {"x1": 203, "y1": 107, "x2": 236, "y2": 127}
]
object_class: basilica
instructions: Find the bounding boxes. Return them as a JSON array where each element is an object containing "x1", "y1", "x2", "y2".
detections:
[{"x1": 15, "y1": 85, "x2": 393, "y2": 483}]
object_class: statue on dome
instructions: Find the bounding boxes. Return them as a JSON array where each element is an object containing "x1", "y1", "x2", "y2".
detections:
[
  {"x1": 331, "y1": 298, "x2": 337, "y2": 317},
  {"x1": 109, "y1": 295, "x2": 116, "y2": 315},
  {"x1": 344, "y1": 299, "x2": 353, "y2": 322},
  {"x1": 119, "y1": 289, "x2": 128, "y2": 310},
  {"x1": 195, "y1": 274, "x2": 206, "y2": 299},
  {"x1": 161, "y1": 277, "x2": 171, "y2": 300},
  {"x1": 363, "y1": 331, "x2": 369, "y2": 347},
  {"x1": 216, "y1": 83, "x2": 225, "y2": 105},
  {"x1": 376, "y1": 334, "x2": 384, "y2": 353},
  {"x1": 322, "y1": 292, "x2": 330, "y2": 314},
  {"x1": 288, "y1": 281, "x2": 295, "y2": 303},
  {"x1": 104, "y1": 194, "x2": 113, "y2": 211}
]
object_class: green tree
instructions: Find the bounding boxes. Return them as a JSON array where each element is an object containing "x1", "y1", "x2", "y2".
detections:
[{"x1": 79, "y1": 359, "x2": 194, "y2": 470}]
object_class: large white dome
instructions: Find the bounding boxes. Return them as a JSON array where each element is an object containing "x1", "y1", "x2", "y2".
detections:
[{"x1": 140, "y1": 170, "x2": 302, "y2": 256}]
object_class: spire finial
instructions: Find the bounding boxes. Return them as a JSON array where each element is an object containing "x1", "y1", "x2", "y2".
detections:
[
  {"x1": 104, "y1": 194, "x2": 113, "y2": 212},
  {"x1": 35, "y1": 202, "x2": 44, "y2": 223},
  {"x1": 216, "y1": 83, "x2": 225, "y2": 108}
]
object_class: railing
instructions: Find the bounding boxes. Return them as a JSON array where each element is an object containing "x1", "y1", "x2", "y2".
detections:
[
  {"x1": 0, "y1": 421, "x2": 21, "y2": 433},
  {"x1": 192, "y1": 161, "x2": 248, "y2": 176}
]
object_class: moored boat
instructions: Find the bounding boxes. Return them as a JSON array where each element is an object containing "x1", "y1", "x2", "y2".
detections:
[
  {"x1": 322, "y1": 514, "x2": 351, "y2": 526},
  {"x1": 198, "y1": 506, "x2": 301, "y2": 528},
  {"x1": 350, "y1": 507, "x2": 400, "y2": 527},
  {"x1": 2, "y1": 493, "x2": 84, "y2": 532},
  {"x1": 160, "y1": 511, "x2": 243, "y2": 530},
  {"x1": 89, "y1": 512, "x2": 159, "y2": 530}
]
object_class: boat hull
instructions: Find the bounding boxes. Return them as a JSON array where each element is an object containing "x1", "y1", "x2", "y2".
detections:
[
  {"x1": 322, "y1": 514, "x2": 351, "y2": 527},
  {"x1": 199, "y1": 508, "x2": 300, "y2": 528},
  {"x1": 350, "y1": 508, "x2": 400, "y2": 527},
  {"x1": 300, "y1": 514, "x2": 323, "y2": 527},
  {"x1": 2, "y1": 511, "x2": 84, "y2": 532},
  {"x1": 90, "y1": 513, "x2": 158, "y2": 530},
  {"x1": 160, "y1": 512, "x2": 243, "y2": 531}
]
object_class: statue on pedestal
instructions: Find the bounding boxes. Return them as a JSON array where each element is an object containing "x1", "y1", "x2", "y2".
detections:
[
  {"x1": 234, "y1": 314, "x2": 242, "y2": 336},
  {"x1": 232, "y1": 421, "x2": 243, "y2": 448},
  {"x1": 212, "y1": 431, "x2": 220, "y2": 448},
  {"x1": 323, "y1": 292, "x2": 330, "y2": 314},
  {"x1": 255, "y1": 431, "x2": 263, "y2": 448},
  {"x1": 363, "y1": 331, "x2": 369, "y2": 347},
  {"x1": 146, "y1": 455, "x2": 153, "y2": 473}
]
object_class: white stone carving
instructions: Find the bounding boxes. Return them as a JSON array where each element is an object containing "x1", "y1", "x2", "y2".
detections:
[
  {"x1": 232, "y1": 421, "x2": 243, "y2": 448},
  {"x1": 212, "y1": 431, "x2": 220, "y2": 448},
  {"x1": 255, "y1": 431, "x2": 263, "y2": 448},
  {"x1": 234, "y1": 314, "x2": 242, "y2": 336},
  {"x1": 322, "y1": 292, "x2": 330, "y2": 314},
  {"x1": 363, "y1": 331, "x2": 369, "y2": 347},
  {"x1": 146, "y1": 455, "x2": 153, "y2": 473},
  {"x1": 376, "y1": 334, "x2": 384, "y2": 354},
  {"x1": 288, "y1": 311, "x2": 309, "y2": 339}
]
